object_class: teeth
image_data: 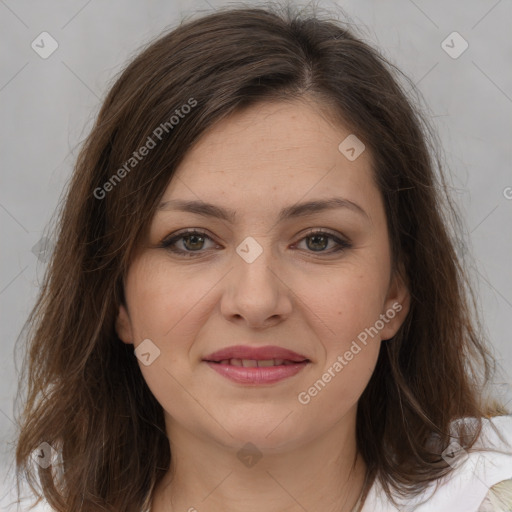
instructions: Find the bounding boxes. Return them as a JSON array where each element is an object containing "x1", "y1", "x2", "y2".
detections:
[
  {"x1": 213, "y1": 358, "x2": 306, "y2": 366},
  {"x1": 257, "y1": 359, "x2": 275, "y2": 367}
]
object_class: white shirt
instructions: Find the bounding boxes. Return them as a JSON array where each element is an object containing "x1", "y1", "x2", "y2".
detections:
[
  {"x1": 7, "y1": 415, "x2": 511, "y2": 511},
  {"x1": 360, "y1": 414, "x2": 512, "y2": 511}
]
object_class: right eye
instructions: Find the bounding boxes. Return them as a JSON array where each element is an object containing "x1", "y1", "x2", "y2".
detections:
[{"x1": 159, "y1": 229, "x2": 220, "y2": 257}]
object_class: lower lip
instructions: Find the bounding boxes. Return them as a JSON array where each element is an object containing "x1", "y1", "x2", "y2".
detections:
[{"x1": 204, "y1": 361, "x2": 309, "y2": 384}]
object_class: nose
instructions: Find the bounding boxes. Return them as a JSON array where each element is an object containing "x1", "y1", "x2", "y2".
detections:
[{"x1": 219, "y1": 236, "x2": 293, "y2": 330}]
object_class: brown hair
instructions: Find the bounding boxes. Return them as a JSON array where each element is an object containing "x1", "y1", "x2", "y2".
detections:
[{"x1": 14, "y1": 3, "x2": 509, "y2": 511}]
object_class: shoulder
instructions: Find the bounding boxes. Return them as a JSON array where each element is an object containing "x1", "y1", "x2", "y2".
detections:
[{"x1": 361, "y1": 415, "x2": 512, "y2": 512}]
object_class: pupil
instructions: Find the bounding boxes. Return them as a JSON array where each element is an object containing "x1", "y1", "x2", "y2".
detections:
[
  {"x1": 185, "y1": 235, "x2": 203, "y2": 250},
  {"x1": 308, "y1": 235, "x2": 327, "y2": 251}
]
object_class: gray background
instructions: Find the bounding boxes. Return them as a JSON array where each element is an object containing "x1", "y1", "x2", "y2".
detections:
[{"x1": 1, "y1": 0, "x2": 511, "y2": 508}]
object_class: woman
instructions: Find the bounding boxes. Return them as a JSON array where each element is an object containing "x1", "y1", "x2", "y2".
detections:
[{"x1": 14, "y1": 4, "x2": 512, "y2": 511}]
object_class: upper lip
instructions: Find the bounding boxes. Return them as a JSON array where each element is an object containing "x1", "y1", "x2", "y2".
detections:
[{"x1": 204, "y1": 345, "x2": 309, "y2": 362}]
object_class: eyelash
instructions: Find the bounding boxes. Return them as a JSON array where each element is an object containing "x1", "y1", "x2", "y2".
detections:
[{"x1": 159, "y1": 228, "x2": 352, "y2": 258}]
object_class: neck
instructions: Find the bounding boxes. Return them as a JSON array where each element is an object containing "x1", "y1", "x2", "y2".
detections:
[{"x1": 150, "y1": 408, "x2": 368, "y2": 512}]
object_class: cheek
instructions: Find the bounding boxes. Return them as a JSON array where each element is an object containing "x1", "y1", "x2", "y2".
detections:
[
  {"x1": 295, "y1": 269, "x2": 384, "y2": 411},
  {"x1": 319, "y1": 278, "x2": 382, "y2": 374},
  {"x1": 293, "y1": 256, "x2": 388, "y2": 393},
  {"x1": 303, "y1": 263, "x2": 389, "y2": 337},
  {"x1": 124, "y1": 256, "x2": 216, "y2": 341}
]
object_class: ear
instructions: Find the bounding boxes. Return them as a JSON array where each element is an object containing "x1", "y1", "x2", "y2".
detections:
[
  {"x1": 379, "y1": 265, "x2": 410, "y2": 341},
  {"x1": 115, "y1": 303, "x2": 134, "y2": 345}
]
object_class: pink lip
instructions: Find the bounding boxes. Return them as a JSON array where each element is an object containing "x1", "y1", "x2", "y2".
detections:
[
  {"x1": 205, "y1": 361, "x2": 309, "y2": 384},
  {"x1": 203, "y1": 345, "x2": 310, "y2": 385},
  {"x1": 204, "y1": 345, "x2": 308, "y2": 362}
]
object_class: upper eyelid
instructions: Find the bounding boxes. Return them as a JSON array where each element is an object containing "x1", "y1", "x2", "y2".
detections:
[
  {"x1": 162, "y1": 227, "x2": 348, "y2": 241},
  {"x1": 160, "y1": 227, "x2": 351, "y2": 249}
]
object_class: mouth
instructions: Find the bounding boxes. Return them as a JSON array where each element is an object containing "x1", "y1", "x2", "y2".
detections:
[
  {"x1": 203, "y1": 360, "x2": 310, "y2": 384},
  {"x1": 205, "y1": 358, "x2": 308, "y2": 367},
  {"x1": 202, "y1": 345, "x2": 311, "y2": 385},
  {"x1": 204, "y1": 344, "x2": 309, "y2": 363}
]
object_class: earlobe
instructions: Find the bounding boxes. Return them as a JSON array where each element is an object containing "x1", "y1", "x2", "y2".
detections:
[
  {"x1": 380, "y1": 268, "x2": 410, "y2": 341},
  {"x1": 115, "y1": 304, "x2": 134, "y2": 344}
]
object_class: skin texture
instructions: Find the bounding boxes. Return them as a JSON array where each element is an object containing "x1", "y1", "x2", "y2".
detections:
[{"x1": 116, "y1": 99, "x2": 410, "y2": 512}]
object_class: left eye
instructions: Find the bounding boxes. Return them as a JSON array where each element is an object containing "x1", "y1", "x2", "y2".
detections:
[
  {"x1": 160, "y1": 229, "x2": 351, "y2": 257},
  {"x1": 295, "y1": 230, "x2": 352, "y2": 253}
]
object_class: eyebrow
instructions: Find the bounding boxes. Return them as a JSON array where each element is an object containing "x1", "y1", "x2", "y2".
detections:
[{"x1": 157, "y1": 197, "x2": 370, "y2": 223}]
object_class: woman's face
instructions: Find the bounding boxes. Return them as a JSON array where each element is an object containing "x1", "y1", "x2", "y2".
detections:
[{"x1": 116, "y1": 99, "x2": 409, "y2": 452}]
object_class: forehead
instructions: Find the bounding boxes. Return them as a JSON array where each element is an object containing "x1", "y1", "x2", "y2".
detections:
[{"x1": 160, "y1": 99, "x2": 379, "y2": 220}]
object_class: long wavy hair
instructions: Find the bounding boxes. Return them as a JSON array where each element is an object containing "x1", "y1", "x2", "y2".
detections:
[{"x1": 13, "y1": 3, "x2": 509, "y2": 511}]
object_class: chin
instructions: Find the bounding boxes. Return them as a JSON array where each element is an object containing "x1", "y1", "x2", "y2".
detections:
[{"x1": 212, "y1": 414, "x2": 309, "y2": 453}]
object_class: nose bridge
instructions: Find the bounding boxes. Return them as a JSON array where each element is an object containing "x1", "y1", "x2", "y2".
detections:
[
  {"x1": 221, "y1": 234, "x2": 292, "y2": 325},
  {"x1": 233, "y1": 235, "x2": 277, "y2": 289}
]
